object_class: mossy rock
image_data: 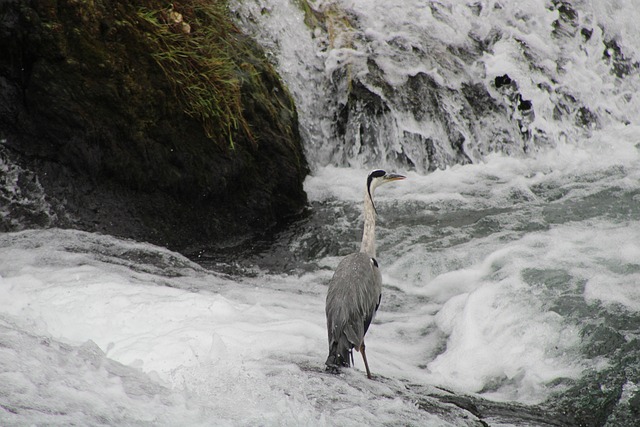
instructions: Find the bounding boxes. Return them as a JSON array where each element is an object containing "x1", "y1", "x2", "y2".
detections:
[{"x1": 0, "y1": 0, "x2": 308, "y2": 250}]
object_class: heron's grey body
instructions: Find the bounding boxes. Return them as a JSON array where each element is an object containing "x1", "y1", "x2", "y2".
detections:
[
  {"x1": 325, "y1": 169, "x2": 404, "y2": 378},
  {"x1": 325, "y1": 252, "x2": 381, "y2": 369}
]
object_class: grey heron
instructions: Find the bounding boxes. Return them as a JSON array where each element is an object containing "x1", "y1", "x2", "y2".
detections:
[{"x1": 325, "y1": 169, "x2": 406, "y2": 379}]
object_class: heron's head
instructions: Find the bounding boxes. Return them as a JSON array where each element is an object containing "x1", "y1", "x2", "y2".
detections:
[{"x1": 367, "y1": 169, "x2": 406, "y2": 197}]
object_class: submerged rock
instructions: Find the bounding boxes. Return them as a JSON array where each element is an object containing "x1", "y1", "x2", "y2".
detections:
[{"x1": 0, "y1": 0, "x2": 308, "y2": 250}]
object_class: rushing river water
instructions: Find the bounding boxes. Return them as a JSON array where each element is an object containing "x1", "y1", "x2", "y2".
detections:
[{"x1": 2, "y1": 0, "x2": 640, "y2": 425}]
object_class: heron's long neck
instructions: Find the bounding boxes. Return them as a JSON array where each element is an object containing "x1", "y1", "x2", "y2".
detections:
[{"x1": 360, "y1": 189, "x2": 377, "y2": 258}]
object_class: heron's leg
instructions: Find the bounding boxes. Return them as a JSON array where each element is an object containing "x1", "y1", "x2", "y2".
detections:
[{"x1": 360, "y1": 342, "x2": 372, "y2": 379}]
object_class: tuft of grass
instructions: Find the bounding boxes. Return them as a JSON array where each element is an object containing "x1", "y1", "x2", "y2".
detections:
[{"x1": 137, "y1": 1, "x2": 252, "y2": 148}]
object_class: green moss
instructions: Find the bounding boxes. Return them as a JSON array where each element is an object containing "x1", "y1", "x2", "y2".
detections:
[
  {"x1": 137, "y1": 1, "x2": 252, "y2": 148},
  {"x1": 291, "y1": 0, "x2": 355, "y2": 91},
  {"x1": 292, "y1": 0, "x2": 323, "y2": 30},
  {"x1": 2, "y1": 0, "x2": 308, "y2": 248}
]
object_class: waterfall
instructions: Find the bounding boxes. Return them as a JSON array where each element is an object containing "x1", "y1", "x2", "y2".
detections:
[{"x1": 231, "y1": 0, "x2": 640, "y2": 172}]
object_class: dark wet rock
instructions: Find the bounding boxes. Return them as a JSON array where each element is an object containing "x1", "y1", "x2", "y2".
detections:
[
  {"x1": 517, "y1": 95, "x2": 532, "y2": 112},
  {"x1": 581, "y1": 28, "x2": 593, "y2": 42},
  {"x1": 552, "y1": 92, "x2": 600, "y2": 130},
  {"x1": 603, "y1": 38, "x2": 640, "y2": 79},
  {"x1": 551, "y1": 1, "x2": 579, "y2": 39},
  {"x1": 538, "y1": 298, "x2": 640, "y2": 427},
  {"x1": 575, "y1": 106, "x2": 598, "y2": 129},
  {"x1": 0, "y1": 0, "x2": 308, "y2": 251},
  {"x1": 490, "y1": 74, "x2": 536, "y2": 143},
  {"x1": 330, "y1": 60, "x2": 504, "y2": 171},
  {"x1": 494, "y1": 74, "x2": 513, "y2": 89},
  {"x1": 423, "y1": 388, "x2": 574, "y2": 427}
]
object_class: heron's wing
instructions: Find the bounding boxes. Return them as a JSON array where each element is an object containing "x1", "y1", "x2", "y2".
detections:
[
  {"x1": 363, "y1": 291, "x2": 382, "y2": 335},
  {"x1": 326, "y1": 252, "x2": 382, "y2": 350}
]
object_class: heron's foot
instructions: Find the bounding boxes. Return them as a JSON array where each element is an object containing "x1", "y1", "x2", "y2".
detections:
[{"x1": 325, "y1": 364, "x2": 341, "y2": 375}]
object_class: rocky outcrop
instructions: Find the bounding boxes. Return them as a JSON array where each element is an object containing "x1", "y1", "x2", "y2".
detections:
[{"x1": 0, "y1": 0, "x2": 308, "y2": 251}]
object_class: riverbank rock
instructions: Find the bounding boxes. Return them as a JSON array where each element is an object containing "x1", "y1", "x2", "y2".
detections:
[{"x1": 0, "y1": 0, "x2": 308, "y2": 251}]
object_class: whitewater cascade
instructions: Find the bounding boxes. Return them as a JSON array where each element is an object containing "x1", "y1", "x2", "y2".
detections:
[{"x1": 231, "y1": 0, "x2": 640, "y2": 171}]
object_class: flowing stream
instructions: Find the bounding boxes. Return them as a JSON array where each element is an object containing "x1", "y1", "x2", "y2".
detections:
[{"x1": 2, "y1": 0, "x2": 640, "y2": 425}]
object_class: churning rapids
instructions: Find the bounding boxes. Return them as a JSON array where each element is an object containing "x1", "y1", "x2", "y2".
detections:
[{"x1": 2, "y1": 0, "x2": 640, "y2": 426}]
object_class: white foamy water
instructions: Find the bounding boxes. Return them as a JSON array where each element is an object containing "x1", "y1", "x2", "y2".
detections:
[
  {"x1": 0, "y1": 229, "x2": 458, "y2": 426},
  {"x1": 2, "y1": 125, "x2": 639, "y2": 424},
  {"x1": 306, "y1": 127, "x2": 640, "y2": 404}
]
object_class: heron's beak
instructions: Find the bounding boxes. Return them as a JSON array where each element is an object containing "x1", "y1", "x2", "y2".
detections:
[{"x1": 385, "y1": 173, "x2": 406, "y2": 181}]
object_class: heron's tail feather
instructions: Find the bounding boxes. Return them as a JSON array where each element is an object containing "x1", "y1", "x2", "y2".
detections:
[{"x1": 325, "y1": 335, "x2": 352, "y2": 371}]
